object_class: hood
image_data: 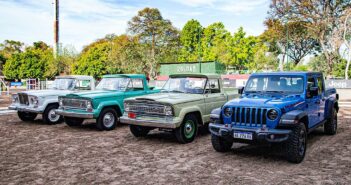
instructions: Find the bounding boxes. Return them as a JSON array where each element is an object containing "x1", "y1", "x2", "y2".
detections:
[
  {"x1": 130, "y1": 93, "x2": 204, "y2": 105},
  {"x1": 64, "y1": 90, "x2": 124, "y2": 99},
  {"x1": 20, "y1": 89, "x2": 72, "y2": 97},
  {"x1": 225, "y1": 94, "x2": 304, "y2": 109}
]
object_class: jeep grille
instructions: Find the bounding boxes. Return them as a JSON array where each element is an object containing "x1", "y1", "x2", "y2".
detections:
[
  {"x1": 18, "y1": 93, "x2": 29, "y2": 105},
  {"x1": 231, "y1": 107, "x2": 267, "y2": 127},
  {"x1": 126, "y1": 102, "x2": 166, "y2": 115},
  {"x1": 62, "y1": 98, "x2": 88, "y2": 110}
]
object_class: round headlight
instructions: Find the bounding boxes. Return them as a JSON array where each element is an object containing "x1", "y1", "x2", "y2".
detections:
[
  {"x1": 12, "y1": 94, "x2": 18, "y2": 103},
  {"x1": 224, "y1": 107, "x2": 232, "y2": 117},
  {"x1": 59, "y1": 98, "x2": 63, "y2": 107},
  {"x1": 124, "y1": 103, "x2": 130, "y2": 112},
  {"x1": 267, "y1": 109, "x2": 278, "y2": 120}
]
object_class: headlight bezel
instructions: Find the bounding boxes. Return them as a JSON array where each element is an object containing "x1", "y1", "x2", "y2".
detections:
[
  {"x1": 223, "y1": 107, "x2": 233, "y2": 117},
  {"x1": 11, "y1": 94, "x2": 19, "y2": 103},
  {"x1": 28, "y1": 95, "x2": 39, "y2": 106},
  {"x1": 267, "y1": 109, "x2": 279, "y2": 120},
  {"x1": 164, "y1": 105, "x2": 173, "y2": 116}
]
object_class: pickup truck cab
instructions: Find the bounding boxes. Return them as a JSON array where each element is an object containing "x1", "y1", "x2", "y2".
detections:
[
  {"x1": 9, "y1": 75, "x2": 95, "y2": 124},
  {"x1": 55, "y1": 74, "x2": 159, "y2": 131},
  {"x1": 209, "y1": 72, "x2": 339, "y2": 163},
  {"x1": 121, "y1": 74, "x2": 237, "y2": 143}
]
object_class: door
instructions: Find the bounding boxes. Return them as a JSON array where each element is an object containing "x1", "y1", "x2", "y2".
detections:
[
  {"x1": 204, "y1": 79, "x2": 227, "y2": 114},
  {"x1": 305, "y1": 76, "x2": 319, "y2": 128},
  {"x1": 316, "y1": 75, "x2": 326, "y2": 122},
  {"x1": 124, "y1": 78, "x2": 146, "y2": 99}
]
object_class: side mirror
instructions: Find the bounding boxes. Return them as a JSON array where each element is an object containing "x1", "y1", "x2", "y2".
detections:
[
  {"x1": 307, "y1": 86, "x2": 318, "y2": 98},
  {"x1": 238, "y1": 87, "x2": 244, "y2": 95}
]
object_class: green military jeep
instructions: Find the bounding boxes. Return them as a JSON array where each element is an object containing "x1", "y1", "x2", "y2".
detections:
[{"x1": 55, "y1": 74, "x2": 159, "y2": 131}]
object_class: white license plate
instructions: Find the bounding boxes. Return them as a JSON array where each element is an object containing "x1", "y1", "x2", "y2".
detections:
[{"x1": 233, "y1": 132, "x2": 253, "y2": 140}]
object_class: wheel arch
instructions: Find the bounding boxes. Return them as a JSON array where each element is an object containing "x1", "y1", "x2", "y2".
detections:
[
  {"x1": 184, "y1": 111, "x2": 203, "y2": 125},
  {"x1": 100, "y1": 105, "x2": 122, "y2": 116}
]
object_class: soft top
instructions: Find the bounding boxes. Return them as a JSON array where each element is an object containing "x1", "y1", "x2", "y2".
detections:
[
  {"x1": 102, "y1": 74, "x2": 146, "y2": 79},
  {"x1": 169, "y1": 73, "x2": 220, "y2": 79},
  {"x1": 251, "y1": 71, "x2": 322, "y2": 76},
  {"x1": 56, "y1": 75, "x2": 93, "y2": 80}
]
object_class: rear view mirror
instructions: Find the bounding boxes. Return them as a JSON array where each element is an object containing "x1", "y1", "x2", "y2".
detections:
[
  {"x1": 307, "y1": 86, "x2": 318, "y2": 98},
  {"x1": 238, "y1": 87, "x2": 244, "y2": 95}
]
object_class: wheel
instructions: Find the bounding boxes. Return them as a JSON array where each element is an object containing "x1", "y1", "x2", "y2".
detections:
[
  {"x1": 64, "y1": 117, "x2": 84, "y2": 127},
  {"x1": 285, "y1": 123, "x2": 307, "y2": 163},
  {"x1": 211, "y1": 133, "x2": 233, "y2": 152},
  {"x1": 130, "y1": 125, "x2": 151, "y2": 137},
  {"x1": 43, "y1": 104, "x2": 63, "y2": 125},
  {"x1": 324, "y1": 109, "x2": 337, "y2": 135},
  {"x1": 96, "y1": 108, "x2": 118, "y2": 131},
  {"x1": 175, "y1": 114, "x2": 198, "y2": 144},
  {"x1": 17, "y1": 111, "x2": 37, "y2": 122}
]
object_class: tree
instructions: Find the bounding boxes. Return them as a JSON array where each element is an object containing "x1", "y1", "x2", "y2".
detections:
[
  {"x1": 178, "y1": 19, "x2": 203, "y2": 62},
  {"x1": 262, "y1": 19, "x2": 319, "y2": 66},
  {"x1": 343, "y1": 10, "x2": 351, "y2": 79},
  {"x1": 128, "y1": 7, "x2": 179, "y2": 78},
  {"x1": 201, "y1": 22, "x2": 231, "y2": 63},
  {"x1": 269, "y1": 0, "x2": 351, "y2": 75}
]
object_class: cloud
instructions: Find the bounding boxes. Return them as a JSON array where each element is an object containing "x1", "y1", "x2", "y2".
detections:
[{"x1": 170, "y1": 0, "x2": 217, "y2": 7}]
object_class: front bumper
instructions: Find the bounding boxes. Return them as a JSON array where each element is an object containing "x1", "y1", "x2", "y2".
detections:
[
  {"x1": 209, "y1": 123, "x2": 291, "y2": 143},
  {"x1": 8, "y1": 105, "x2": 43, "y2": 114},
  {"x1": 55, "y1": 109, "x2": 94, "y2": 119},
  {"x1": 120, "y1": 113, "x2": 182, "y2": 129}
]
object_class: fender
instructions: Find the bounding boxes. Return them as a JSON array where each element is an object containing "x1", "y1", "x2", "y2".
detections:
[
  {"x1": 95, "y1": 100, "x2": 123, "y2": 118},
  {"x1": 210, "y1": 107, "x2": 222, "y2": 124},
  {"x1": 279, "y1": 110, "x2": 308, "y2": 126},
  {"x1": 325, "y1": 98, "x2": 337, "y2": 119},
  {"x1": 178, "y1": 106, "x2": 204, "y2": 124}
]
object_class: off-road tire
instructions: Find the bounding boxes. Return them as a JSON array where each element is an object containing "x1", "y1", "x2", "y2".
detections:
[
  {"x1": 130, "y1": 125, "x2": 151, "y2": 137},
  {"x1": 96, "y1": 108, "x2": 118, "y2": 131},
  {"x1": 64, "y1": 117, "x2": 84, "y2": 127},
  {"x1": 175, "y1": 114, "x2": 198, "y2": 144},
  {"x1": 17, "y1": 111, "x2": 37, "y2": 122},
  {"x1": 43, "y1": 104, "x2": 63, "y2": 125},
  {"x1": 324, "y1": 109, "x2": 337, "y2": 135},
  {"x1": 285, "y1": 123, "x2": 307, "y2": 163},
  {"x1": 211, "y1": 134, "x2": 233, "y2": 152}
]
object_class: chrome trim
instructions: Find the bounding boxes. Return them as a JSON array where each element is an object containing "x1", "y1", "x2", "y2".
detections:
[
  {"x1": 55, "y1": 109, "x2": 93, "y2": 119},
  {"x1": 120, "y1": 116, "x2": 180, "y2": 129}
]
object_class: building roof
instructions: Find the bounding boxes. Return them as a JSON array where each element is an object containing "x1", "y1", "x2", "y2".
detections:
[
  {"x1": 169, "y1": 73, "x2": 220, "y2": 79},
  {"x1": 102, "y1": 74, "x2": 146, "y2": 79}
]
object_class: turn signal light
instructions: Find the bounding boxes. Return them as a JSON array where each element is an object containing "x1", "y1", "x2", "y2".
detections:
[{"x1": 128, "y1": 112, "x2": 136, "y2": 119}]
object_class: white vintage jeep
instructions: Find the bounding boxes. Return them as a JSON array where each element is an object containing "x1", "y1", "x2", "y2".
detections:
[{"x1": 9, "y1": 75, "x2": 95, "y2": 124}]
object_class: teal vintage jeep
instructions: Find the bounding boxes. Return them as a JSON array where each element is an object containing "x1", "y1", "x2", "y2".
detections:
[{"x1": 55, "y1": 74, "x2": 159, "y2": 131}]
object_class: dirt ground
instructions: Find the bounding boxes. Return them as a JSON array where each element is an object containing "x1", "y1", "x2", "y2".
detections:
[{"x1": 0, "y1": 97, "x2": 351, "y2": 185}]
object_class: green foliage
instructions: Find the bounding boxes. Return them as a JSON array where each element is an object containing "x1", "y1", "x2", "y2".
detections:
[
  {"x1": 178, "y1": 19, "x2": 203, "y2": 62},
  {"x1": 2, "y1": 43, "x2": 55, "y2": 80},
  {"x1": 292, "y1": 65, "x2": 309, "y2": 71}
]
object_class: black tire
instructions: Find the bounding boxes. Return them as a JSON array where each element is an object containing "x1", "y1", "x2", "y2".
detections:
[
  {"x1": 175, "y1": 114, "x2": 198, "y2": 144},
  {"x1": 17, "y1": 111, "x2": 37, "y2": 122},
  {"x1": 285, "y1": 123, "x2": 307, "y2": 163},
  {"x1": 324, "y1": 109, "x2": 337, "y2": 135},
  {"x1": 64, "y1": 117, "x2": 84, "y2": 127},
  {"x1": 211, "y1": 133, "x2": 233, "y2": 152},
  {"x1": 96, "y1": 108, "x2": 118, "y2": 131},
  {"x1": 130, "y1": 125, "x2": 151, "y2": 137},
  {"x1": 42, "y1": 104, "x2": 63, "y2": 125}
]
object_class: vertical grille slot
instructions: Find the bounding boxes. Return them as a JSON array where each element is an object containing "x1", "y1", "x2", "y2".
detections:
[
  {"x1": 262, "y1": 109, "x2": 267, "y2": 125},
  {"x1": 18, "y1": 93, "x2": 29, "y2": 105},
  {"x1": 230, "y1": 106, "x2": 267, "y2": 127}
]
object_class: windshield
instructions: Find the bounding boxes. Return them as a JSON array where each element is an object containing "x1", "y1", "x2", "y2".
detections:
[
  {"x1": 96, "y1": 78, "x2": 130, "y2": 91},
  {"x1": 245, "y1": 75, "x2": 304, "y2": 94},
  {"x1": 50, "y1": 78, "x2": 75, "y2": 90},
  {"x1": 161, "y1": 77, "x2": 207, "y2": 94}
]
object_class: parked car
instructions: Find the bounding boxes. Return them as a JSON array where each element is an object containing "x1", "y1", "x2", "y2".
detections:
[
  {"x1": 55, "y1": 74, "x2": 159, "y2": 131},
  {"x1": 120, "y1": 74, "x2": 237, "y2": 143},
  {"x1": 209, "y1": 72, "x2": 339, "y2": 163},
  {"x1": 9, "y1": 75, "x2": 95, "y2": 124}
]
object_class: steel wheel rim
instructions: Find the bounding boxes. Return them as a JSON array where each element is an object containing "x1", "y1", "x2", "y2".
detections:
[
  {"x1": 184, "y1": 120, "x2": 195, "y2": 139},
  {"x1": 298, "y1": 129, "x2": 306, "y2": 156},
  {"x1": 103, "y1": 112, "x2": 115, "y2": 128},
  {"x1": 48, "y1": 109, "x2": 60, "y2": 122}
]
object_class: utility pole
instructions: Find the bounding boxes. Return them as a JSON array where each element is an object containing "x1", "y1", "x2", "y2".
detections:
[{"x1": 53, "y1": 0, "x2": 59, "y2": 58}]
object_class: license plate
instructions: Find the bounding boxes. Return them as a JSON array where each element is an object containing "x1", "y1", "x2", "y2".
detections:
[{"x1": 233, "y1": 132, "x2": 253, "y2": 140}]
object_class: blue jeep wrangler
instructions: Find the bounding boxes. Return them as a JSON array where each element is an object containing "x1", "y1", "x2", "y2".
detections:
[{"x1": 209, "y1": 72, "x2": 339, "y2": 163}]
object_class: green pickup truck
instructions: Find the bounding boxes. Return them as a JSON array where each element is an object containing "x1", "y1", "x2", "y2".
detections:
[
  {"x1": 55, "y1": 74, "x2": 159, "y2": 131},
  {"x1": 120, "y1": 74, "x2": 237, "y2": 143}
]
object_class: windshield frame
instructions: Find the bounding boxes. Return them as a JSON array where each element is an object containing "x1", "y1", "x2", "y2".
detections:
[
  {"x1": 244, "y1": 75, "x2": 305, "y2": 94},
  {"x1": 96, "y1": 77, "x2": 131, "y2": 91},
  {"x1": 50, "y1": 78, "x2": 76, "y2": 90},
  {"x1": 160, "y1": 77, "x2": 208, "y2": 94}
]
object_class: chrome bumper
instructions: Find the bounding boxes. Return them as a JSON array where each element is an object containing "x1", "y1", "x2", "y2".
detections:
[
  {"x1": 55, "y1": 109, "x2": 94, "y2": 119},
  {"x1": 120, "y1": 115, "x2": 181, "y2": 129},
  {"x1": 8, "y1": 105, "x2": 43, "y2": 114}
]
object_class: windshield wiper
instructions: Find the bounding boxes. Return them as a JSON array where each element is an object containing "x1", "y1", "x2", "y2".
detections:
[{"x1": 169, "y1": 90, "x2": 185, "y2": 93}]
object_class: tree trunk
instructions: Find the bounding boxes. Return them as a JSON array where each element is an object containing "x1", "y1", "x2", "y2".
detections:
[
  {"x1": 346, "y1": 52, "x2": 351, "y2": 80},
  {"x1": 150, "y1": 33, "x2": 156, "y2": 80}
]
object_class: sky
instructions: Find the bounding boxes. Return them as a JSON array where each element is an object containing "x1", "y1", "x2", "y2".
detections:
[{"x1": 0, "y1": 0, "x2": 270, "y2": 51}]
